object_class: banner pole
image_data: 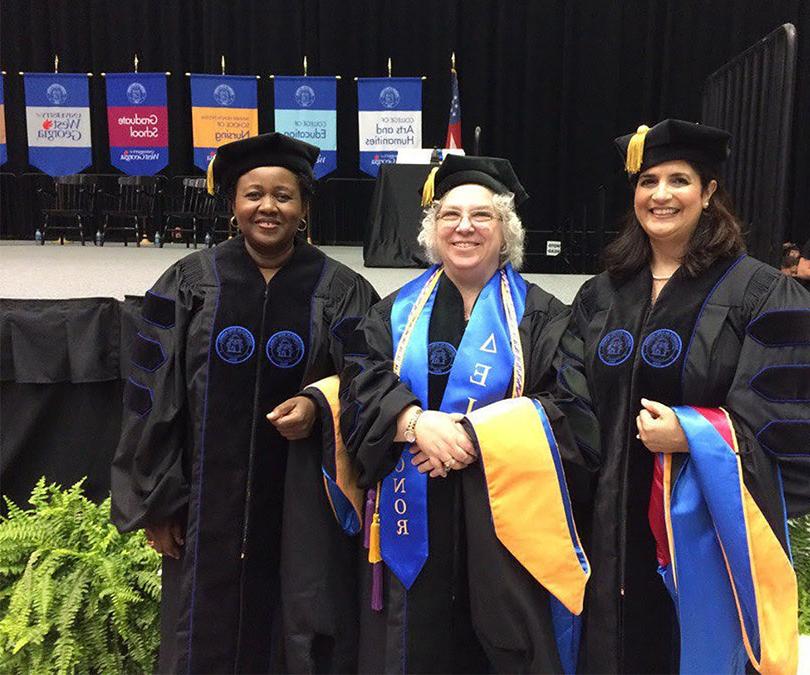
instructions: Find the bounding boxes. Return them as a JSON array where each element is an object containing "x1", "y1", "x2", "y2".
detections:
[
  {"x1": 303, "y1": 56, "x2": 308, "y2": 77},
  {"x1": 54, "y1": 54, "x2": 59, "y2": 74},
  {"x1": 134, "y1": 54, "x2": 139, "y2": 74},
  {"x1": 221, "y1": 55, "x2": 226, "y2": 76},
  {"x1": 387, "y1": 57, "x2": 392, "y2": 77}
]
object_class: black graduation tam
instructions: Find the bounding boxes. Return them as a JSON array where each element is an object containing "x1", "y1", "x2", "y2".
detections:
[
  {"x1": 614, "y1": 119, "x2": 731, "y2": 176},
  {"x1": 421, "y1": 154, "x2": 529, "y2": 206},
  {"x1": 207, "y1": 132, "x2": 320, "y2": 195}
]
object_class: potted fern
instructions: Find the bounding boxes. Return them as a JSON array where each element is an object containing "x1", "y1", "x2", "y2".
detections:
[{"x1": 0, "y1": 479, "x2": 160, "y2": 674}]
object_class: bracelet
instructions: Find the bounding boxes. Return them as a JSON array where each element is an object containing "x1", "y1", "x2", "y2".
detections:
[{"x1": 403, "y1": 407, "x2": 423, "y2": 444}]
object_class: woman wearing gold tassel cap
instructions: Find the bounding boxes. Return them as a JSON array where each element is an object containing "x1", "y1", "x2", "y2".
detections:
[
  {"x1": 111, "y1": 132, "x2": 378, "y2": 673},
  {"x1": 557, "y1": 119, "x2": 810, "y2": 673},
  {"x1": 340, "y1": 153, "x2": 598, "y2": 673}
]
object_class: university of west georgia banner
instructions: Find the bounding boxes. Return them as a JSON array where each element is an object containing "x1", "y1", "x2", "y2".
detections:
[
  {"x1": 24, "y1": 73, "x2": 92, "y2": 176},
  {"x1": 190, "y1": 74, "x2": 258, "y2": 171},
  {"x1": 0, "y1": 76, "x2": 7, "y2": 166},
  {"x1": 357, "y1": 77, "x2": 422, "y2": 177},
  {"x1": 274, "y1": 76, "x2": 337, "y2": 179},
  {"x1": 105, "y1": 72, "x2": 169, "y2": 175}
]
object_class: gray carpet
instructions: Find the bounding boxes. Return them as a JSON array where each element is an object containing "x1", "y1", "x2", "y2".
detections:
[{"x1": 0, "y1": 240, "x2": 591, "y2": 303}]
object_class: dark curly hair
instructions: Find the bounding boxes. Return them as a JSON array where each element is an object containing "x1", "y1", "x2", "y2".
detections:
[{"x1": 603, "y1": 162, "x2": 746, "y2": 279}]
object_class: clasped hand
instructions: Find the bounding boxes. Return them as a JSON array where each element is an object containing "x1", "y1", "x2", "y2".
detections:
[
  {"x1": 267, "y1": 395, "x2": 317, "y2": 440},
  {"x1": 635, "y1": 398, "x2": 689, "y2": 454},
  {"x1": 409, "y1": 410, "x2": 477, "y2": 478}
]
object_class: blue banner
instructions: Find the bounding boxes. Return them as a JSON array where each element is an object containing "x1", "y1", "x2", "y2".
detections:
[
  {"x1": 0, "y1": 76, "x2": 6, "y2": 166},
  {"x1": 274, "y1": 76, "x2": 337, "y2": 179},
  {"x1": 357, "y1": 77, "x2": 422, "y2": 177},
  {"x1": 24, "y1": 73, "x2": 92, "y2": 175},
  {"x1": 106, "y1": 73, "x2": 169, "y2": 175},
  {"x1": 190, "y1": 74, "x2": 259, "y2": 171}
]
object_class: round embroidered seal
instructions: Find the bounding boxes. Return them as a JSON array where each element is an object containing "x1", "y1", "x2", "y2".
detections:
[
  {"x1": 597, "y1": 329, "x2": 634, "y2": 366},
  {"x1": 379, "y1": 86, "x2": 400, "y2": 109},
  {"x1": 215, "y1": 326, "x2": 255, "y2": 364},
  {"x1": 126, "y1": 82, "x2": 147, "y2": 104},
  {"x1": 294, "y1": 85, "x2": 316, "y2": 107},
  {"x1": 213, "y1": 84, "x2": 236, "y2": 106},
  {"x1": 266, "y1": 330, "x2": 305, "y2": 368},
  {"x1": 641, "y1": 329, "x2": 682, "y2": 368},
  {"x1": 427, "y1": 341, "x2": 457, "y2": 375}
]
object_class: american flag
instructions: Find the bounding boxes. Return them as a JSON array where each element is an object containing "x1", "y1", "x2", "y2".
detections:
[{"x1": 445, "y1": 68, "x2": 462, "y2": 149}]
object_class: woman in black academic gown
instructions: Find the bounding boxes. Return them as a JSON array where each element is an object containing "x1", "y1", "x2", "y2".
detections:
[
  {"x1": 340, "y1": 154, "x2": 596, "y2": 674},
  {"x1": 561, "y1": 120, "x2": 810, "y2": 673},
  {"x1": 111, "y1": 133, "x2": 378, "y2": 674}
]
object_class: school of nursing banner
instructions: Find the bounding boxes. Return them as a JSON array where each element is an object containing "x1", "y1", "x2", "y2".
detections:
[
  {"x1": 190, "y1": 74, "x2": 258, "y2": 171},
  {"x1": 357, "y1": 77, "x2": 422, "y2": 177},
  {"x1": 0, "y1": 76, "x2": 7, "y2": 166},
  {"x1": 274, "y1": 76, "x2": 337, "y2": 179},
  {"x1": 105, "y1": 72, "x2": 169, "y2": 175},
  {"x1": 24, "y1": 73, "x2": 92, "y2": 175}
]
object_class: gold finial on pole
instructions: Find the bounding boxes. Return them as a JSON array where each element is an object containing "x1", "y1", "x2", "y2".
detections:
[
  {"x1": 303, "y1": 56, "x2": 308, "y2": 76},
  {"x1": 54, "y1": 54, "x2": 59, "y2": 73},
  {"x1": 387, "y1": 57, "x2": 392, "y2": 77},
  {"x1": 451, "y1": 52, "x2": 456, "y2": 71},
  {"x1": 221, "y1": 55, "x2": 226, "y2": 75},
  {"x1": 134, "y1": 54, "x2": 139, "y2": 73}
]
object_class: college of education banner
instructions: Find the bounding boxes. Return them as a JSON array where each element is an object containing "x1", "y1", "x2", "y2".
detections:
[
  {"x1": 105, "y1": 72, "x2": 169, "y2": 175},
  {"x1": 190, "y1": 74, "x2": 258, "y2": 171},
  {"x1": 274, "y1": 76, "x2": 337, "y2": 179},
  {"x1": 24, "y1": 73, "x2": 92, "y2": 175},
  {"x1": 357, "y1": 77, "x2": 422, "y2": 177},
  {"x1": 0, "y1": 76, "x2": 7, "y2": 165}
]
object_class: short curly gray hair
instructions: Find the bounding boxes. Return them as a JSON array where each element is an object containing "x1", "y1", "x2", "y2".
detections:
[{"x1": 417, "y1": 191, "x2": 525, "y2": 270}]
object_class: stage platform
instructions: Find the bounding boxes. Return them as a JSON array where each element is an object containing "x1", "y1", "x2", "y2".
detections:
[{"x1": 0, "y1": 240, "x2": 592, "y2": 303}]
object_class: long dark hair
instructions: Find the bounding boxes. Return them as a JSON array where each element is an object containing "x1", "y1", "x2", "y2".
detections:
[{"x1": 602, "y1": 162, "x2": 746, "y2": 279}]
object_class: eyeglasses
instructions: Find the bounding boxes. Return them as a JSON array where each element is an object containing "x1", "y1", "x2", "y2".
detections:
[{"x1": 436, "y1": 209, "x2": 499, "y2": 228}]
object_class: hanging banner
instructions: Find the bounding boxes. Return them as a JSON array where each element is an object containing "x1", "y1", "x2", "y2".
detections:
[
  {"x1": 105, "y1": 72, "x2": 169, "y2": 175},
  {"x1": 0, "y1": 76, "x2": 6, "y2": 166},
  {"x1": 357, "y1": 77, "x2": 422, "y2": 177},
  {"x1": 190, "y1": 74, "x2": 258, "y2": 171},
  {"x1": 274, "y1": 76, "x2": 337, "y2": 179},
  {"x1": 24, "y1": 73, "x2": 92, "y2": 175}
]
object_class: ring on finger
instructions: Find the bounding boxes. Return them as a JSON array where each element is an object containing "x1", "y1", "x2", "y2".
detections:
[{"x1": 444, "y1": 458, "x2": 455, "y2": 469}]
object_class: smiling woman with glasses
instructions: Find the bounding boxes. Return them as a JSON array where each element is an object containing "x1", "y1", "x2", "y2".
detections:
[{"x1": 339, "y1": 154, "x2": 597, "y2": 673}]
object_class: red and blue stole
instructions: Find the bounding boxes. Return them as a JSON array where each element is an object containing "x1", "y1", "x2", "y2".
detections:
[
  {"x1": 660, "y1": 406, "x2": 798, "y2": 674},
  {"x1": 383, "y1": 264, "x2": 526, "y2": 589}
]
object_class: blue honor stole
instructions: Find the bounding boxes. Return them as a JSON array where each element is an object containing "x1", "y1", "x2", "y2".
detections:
[
  {"x1": 661, "y1": 406, "x2": 798, "y2": 674},
  {"x1": 382, "y1": 264, "x2": 527, "y2": 589}
]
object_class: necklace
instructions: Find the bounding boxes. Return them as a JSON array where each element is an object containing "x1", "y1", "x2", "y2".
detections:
[{"x1": 651, "y1": 274, "x2": 672, "y2": 281}]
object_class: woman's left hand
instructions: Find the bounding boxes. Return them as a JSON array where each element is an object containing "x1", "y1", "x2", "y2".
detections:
[
  {"x1": 267, "y1": 395, "x2": 317, "y2": 440},
  {"x1": 636, "y1": 398, "x2": 689, "y2": 454}
]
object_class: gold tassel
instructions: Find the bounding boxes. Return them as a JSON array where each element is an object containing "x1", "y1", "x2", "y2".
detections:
[
  {"x1": 625, "y1": 124, "x2": 650, "y2": 174},
  {"x1": 368, "y1": 483, "x2": 382, "y2": 564},
  {"x1": 421, "y1": 166, "x2": 440, "y2": 206},
  {"x1": 206, "y1": 154, "x2": 216, "y2": 195}
]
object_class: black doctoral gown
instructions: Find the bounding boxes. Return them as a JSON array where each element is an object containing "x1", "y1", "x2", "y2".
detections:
[
  {"x1": 339, "y1": 274, "x2": 597, "y2": 674},
  {"x1": 111, "y1": 235, "x2": 378, "y2": 674},
  {"x1": 556, "y1": 255, "x2": 810, "y2": 674}
]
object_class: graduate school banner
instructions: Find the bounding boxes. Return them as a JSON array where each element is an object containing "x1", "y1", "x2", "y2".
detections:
[
  {"x1": 105, "y1": 72, "x2": 169, "y2": 175},
  {"x1": 0, "y1": 76, "x2": 7, "y2": 166},
  {"x1": 274, "y1": 76, "x2": 337, "y2": 179},
  {"x1": 24, "y1": 73, "x2": 92, "y2": 175},
  {"x1": 190, "y1": 74, "x2": 258, "y2": 171},
  {"x1": 357, "y1": 77, "x2": 422, "y2": 177}
]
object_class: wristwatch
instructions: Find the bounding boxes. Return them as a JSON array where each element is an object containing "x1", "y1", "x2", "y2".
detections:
[{"x1": 403, "y1": 407, "x2": 423, "y2": 444}]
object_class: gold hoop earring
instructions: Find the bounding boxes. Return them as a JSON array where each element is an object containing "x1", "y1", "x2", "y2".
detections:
[
  {"x1": 230, "y1": 216, "x2": 237, "y2": 228},
  {"x1": 297, "y1": 219, "x2": 308, "y2": 232}
]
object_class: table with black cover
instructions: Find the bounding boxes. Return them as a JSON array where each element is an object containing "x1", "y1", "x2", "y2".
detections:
[{"x1": 363, "y1": 164, "x2": 432, "y2": 268}]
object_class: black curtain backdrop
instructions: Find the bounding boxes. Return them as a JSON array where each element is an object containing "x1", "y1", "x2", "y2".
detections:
[{"x1": 1, "y1": 0, "x2": 809, "y2": 265}]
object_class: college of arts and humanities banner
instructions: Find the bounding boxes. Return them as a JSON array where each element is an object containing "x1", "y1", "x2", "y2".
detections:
[
  {"x1": 357, "y1": 77, "x2": 422, "y2": 177},
  {"x1": 190, "y1": 74, "x2": 258, "y2": 171},
  {"x1": 0, "y1": 76, "x2": 7, "y2": 166},
  {"x1": 274, "y1": 76, "x2": 337, "y2": 179},
  {"x1": 24, "y1": 73, "x2": 92, "y2": 175},
  {"x1": 105, "y1": 72, "x2": 169, "y2": 175}
]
